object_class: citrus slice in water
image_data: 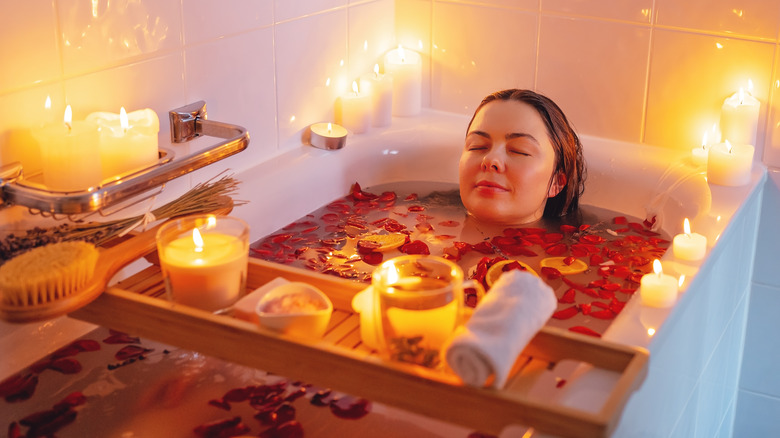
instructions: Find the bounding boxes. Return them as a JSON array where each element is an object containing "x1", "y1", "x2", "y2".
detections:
[
  {"x1": 486, "y1": 259, "x2": 539, "y2": 287},
  {"x1": 539, "y1": 256, "x2": 588, "y2": 275},
  {"x1": 358, "y1": 234, "x2": 407, "y2": 252}
]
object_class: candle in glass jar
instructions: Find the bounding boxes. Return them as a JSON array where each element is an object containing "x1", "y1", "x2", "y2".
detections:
[
  {"x1": 160, "y1": 226, "x2": 248, "y2": 312},
  {"x1": 360, "y1": 64, "x2": 393, "y2": 127},
  {"x1": 707, "y1": 140, "x2": 754, "y2": 186},
  {"x1": 337, "y1": 81, "x2": 371, "y2": 134},
  {"x1": 720, "y1": 86, "x2": 759, "y2": 147},
  {"x1": 33, "y1": 105, "x2": 102, "y2": 191},
  {"x1": 640, "y1": 260, "x2": 678, "y2": 308},
  {"x1": 384, "y1": 45, "x2": 422, "y2": 117},
  {"x1": 87, "y1": 107, "x2": 159, "y2": 181},
  {"x1": 673, "y1": 218, "x2": 707, "y2": 261}
]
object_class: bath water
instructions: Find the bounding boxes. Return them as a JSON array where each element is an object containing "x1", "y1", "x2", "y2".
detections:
[{"x1": 250, "y1": 181, "x2": 670, "y2": 338}]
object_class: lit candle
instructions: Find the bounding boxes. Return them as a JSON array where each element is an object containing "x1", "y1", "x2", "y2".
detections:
[
  {"x1": 720, "y1": 83, "x2": 760, "y2": 146},
  {"x1": 691, "y1": 131, "x2": 709, "y2": 167},
  {"x1": 640, "y1": 260, "x2": 679, "y2": 308},
  {"x1": 158, "y1": 217, "x2": 249, "y2": 312},
  {"x1": 33, "y1": 105, "x2": 102, "y2": 192},
  {"x1": 309, "y1": 122, "x2": 347, "y2": 150},
  {"x1": 360, "y1": 64, "x2": 394, "y2": 127},
  {"x1": 672, "y1": 218, "x2": 707, "y2": 261},
  {"x1": 87, "y1": 107, "x2": 159, "y2": 181},
  {"x1": 707, "y1": 139, "x2": 754, "y2": 186},
  {"x1": 337, "y1": 81, "x2": 371, "y2": 134},
  {"x1": 384, "y1": 45, "x2": 422, "y2": 117},
  {"x1": 383, "y1": 277, "x2": 459, "y2": 350}
]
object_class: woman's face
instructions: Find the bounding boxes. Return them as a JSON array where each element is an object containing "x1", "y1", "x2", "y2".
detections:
[{"x1": 459, "y1": 99, "x2": 560, "y2": 225}]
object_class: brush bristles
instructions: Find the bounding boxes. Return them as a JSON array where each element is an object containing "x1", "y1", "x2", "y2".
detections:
[{"x1": 0, "y1": 241, "x2": 99, "y2": 307}]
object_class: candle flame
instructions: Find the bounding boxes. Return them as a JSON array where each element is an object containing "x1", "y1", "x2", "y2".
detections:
[
  {"x1": 363, "y1": 40, "x2": 368, "y2": 51},
  {"x1": 64, "y1": 105, "x2": 73, "y2": 130},
  {"x1": 45, "y1": 96, "x2": 51, "y2": 110},
  {"x1": 418, "y1": 39, "x2": 423, "y2": 50},
  {"x1": 683, "y1": 218, "x2": 691, "y2": 236},
  {"x1": 678, "y1": 274, "x2": 686, "y2": 288},
  {"x1": 701, "y1": 131, "x2": 708, "y2": 148},
  {"x1": 398, "y1": 45, "x2": 406, "y2": 63},
  {"x1": 206, "y1": 215, "x2": 217, "y2": 228},
  {"x1": 725, "y1": 139, "x2": 733, "y2": 154},
  {"x1": 374, "y1": 63, "x2": 380, "y2": 78},
  {"x1": 647, "y1": 328, "x2": 656, "y2": 336},
  {"x1": 119, "y1": 106, "x2": 128, "y2": 131},
  {"x1": 192, "y1": 228, "x2": 204, "y2": 252},
  {"x1": 352, "y1": 80, "x2": 359, "y2": 96},
  {"x1": 327, "y1": 123, "x2": 332, "y2": 135},
  {"x1": 653, "y1": 259, "x2": 663, "y2": 276},
  {"x1": 748, "y1": 79, "x2": 754, "y2": 94},
  {"x1": 738, "y1": 87, "x2": 744, "y2": 105}
]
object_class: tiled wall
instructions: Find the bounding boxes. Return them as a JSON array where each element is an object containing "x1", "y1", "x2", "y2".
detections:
[{"x1": 2, "y1": 0, "x2": 780, "y2": 176}]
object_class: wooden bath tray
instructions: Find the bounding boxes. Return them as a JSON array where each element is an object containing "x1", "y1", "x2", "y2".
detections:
[{"x1": 70, "y1": 257, "x2": 648, "y2": 438}]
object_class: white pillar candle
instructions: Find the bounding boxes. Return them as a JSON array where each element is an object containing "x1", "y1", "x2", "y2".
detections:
[
  {"x1": 384, "y1": 45, "x2": 422, "y2": 117},
  {"x1": 720, "y1": 87, "x2": 759, "y2": 146},
  {"x1": 337, "y1": 81, "x2": 371, "y2": 134},
  {"x1": 672, "y1": 218, "x2": 707, "y2": 261},
  {"x1": 309, "y1": 122, "x2": 347, "y2": 150},
  {"x1": 359, "y1": 64, "x2": 394, "y2": 127},
  {"x1": 33, "y1": 105, "x2": 102, "y2": 192},
  {"x1": 691, "y1": 131, "x2": 709, "y2": 167},
  {"x1": 87, "y1": 107, "x2": 159, "y2": 181},
  {"x1": 158, "y1": 217, "x2": 249, "y2": 312},
  {"x1": 707, "y1": 140, "x2": 754, "y2": 186},
  {"x1": 640, "y1": 260, "x2": 679, "y2": 308}
]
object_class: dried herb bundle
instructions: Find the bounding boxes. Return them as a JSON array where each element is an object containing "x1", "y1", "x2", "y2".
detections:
[{"x1": 0, "y1": 175, "x2": 246, "y2": 263}]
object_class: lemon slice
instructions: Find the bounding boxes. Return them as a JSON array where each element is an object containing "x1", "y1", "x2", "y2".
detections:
[
  {"x1": 539, "y1": 257, "x2": 588, "y2": 275},
  {"x1": 486, "y1": 259, "x2": 539, "y2": 287},
  {"x1": 358, "y1": 234, "x2": 407, "y2": 252}
]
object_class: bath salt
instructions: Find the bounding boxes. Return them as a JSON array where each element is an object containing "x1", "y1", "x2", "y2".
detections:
[
  {"x1": 234, "y1": 277, "x2": 290, "y2": 323},
  {"x1": 260, "y1": 292, "x2": 327, "y2": 314}
]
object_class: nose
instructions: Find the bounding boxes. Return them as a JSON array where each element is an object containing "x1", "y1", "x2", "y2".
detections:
[{"x1": 481, "y1": 152, "x2": 504, "y2": 172}]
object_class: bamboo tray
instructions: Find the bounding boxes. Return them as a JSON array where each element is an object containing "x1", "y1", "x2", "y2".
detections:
[{"x1": 70, "y1": 255, "x2": 648, "y2": 438}]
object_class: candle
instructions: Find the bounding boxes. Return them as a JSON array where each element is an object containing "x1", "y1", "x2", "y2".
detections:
[
  {"x1": 672, "y1": 218, "x2": 707, "y2": 261},
  {"x1": 33, "y1": 105, "x2": 102, "y2": 192},
  {"x1": 384, "y1": 45, "x2": 422, "y2": 117},
  {"x1": 707, "y1": 140, "x2": 754, "y2": 186},
  {"x1": 640, "y1": 260, "x2": 679, "y2": 308},
  {"x1": 720, "y1": 85, "x2": 759, "y2": 146},
  {"x1": 359, "y1": 64, "x2": 393, "y2": 127},
  {"x1": 336, "y1": 81, "x2": 371, "y2": 134},
  {"x1": 691, "y1": 131, "x2": 710, "y2": 167},
  {"x1": 87, "y1": 107, "x2": 159, "y2": 181},
  {"x1": 309, "y1": 122, "x2": 347, "y2": 150},
  {"x1": 157, "y1": 215, "x2": 249, "y2": 312}
]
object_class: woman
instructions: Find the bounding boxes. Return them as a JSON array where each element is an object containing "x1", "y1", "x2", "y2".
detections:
[{"x1": 459, "y1": 89, "x2": 586, "y2": 226}]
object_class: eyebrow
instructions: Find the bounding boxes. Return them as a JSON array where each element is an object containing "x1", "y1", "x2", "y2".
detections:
[{"x1": 467, "y1": 130, "x2": 540, "y2": 146}]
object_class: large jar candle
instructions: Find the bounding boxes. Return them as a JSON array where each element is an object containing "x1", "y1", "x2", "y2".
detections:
[{"x1": 157, "y1": 215, "x2": 249, "y2": 312}]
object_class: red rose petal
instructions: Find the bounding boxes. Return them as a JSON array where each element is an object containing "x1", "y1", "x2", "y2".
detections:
[
  {"x1": 329, "y1": 396, "x2": 372, "y2": 419},
  {"x1": 115, "y1": 345, "x2": 153, "y2": 361},
  {"x1": 49, "y1": 358, "x2": 82, "y2": 374},
  {"x1": 558, "y1": 288, "x2": 576, "y2": 304},
  {"x1": 552, "y1": 306, "x2": 579, "y2": 320},
  {"x1": 569, "y1": 326, "x2": 602, "y2": 337},
  {"x1": 399, "y1": 240, "x2": 430, "y2": 255}
]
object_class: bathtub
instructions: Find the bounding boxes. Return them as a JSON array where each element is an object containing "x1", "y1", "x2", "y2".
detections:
[{"x1": 0, "y1": 109, "x2": 765, "y2": 437}]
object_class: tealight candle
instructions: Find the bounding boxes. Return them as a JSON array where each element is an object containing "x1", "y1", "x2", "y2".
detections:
[
  {"x1": 33, "y1": 105, "x2": 102, "y2": 192},
  {"x1": 691, "y1": 131, "x2": 709, "y2": 167},
  {"x1": 640, "y1": 260, "x2": 679, "y2": 308},
  {"x1": 359, "y1": 64, "x2": 393, "y2": 127},
  {"x1": 673, "y1": 218, "x2": 707, "y2": 261},
  {"x1": 157, "y1": 215, "x2": 249, "y2": 312},
  {"x1": 707, "y1": 140, "x2": 754, "y2": 186},
  {"x1": 337, "y1": 81, "x2": 371, "y2": 134},
  {"x1": 720, "y1": 85, "x2": 760, "y2": 147},
  {"x1": 87, "y1": 107, "x2": 159, "y2": 181},
  {"x1": 309, "y1": 122, "x2": 347, "y2": 150},
  {"x1": 384, "y1": 45, "x2": 422, "y2": 117}
]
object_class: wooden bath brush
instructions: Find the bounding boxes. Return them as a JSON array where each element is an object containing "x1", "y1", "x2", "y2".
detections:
[{"x1": 0, "y1": 225, "x2": 163, "y2": 323}]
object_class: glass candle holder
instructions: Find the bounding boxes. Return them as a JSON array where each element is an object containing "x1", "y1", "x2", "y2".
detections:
[
  {"x1": 156, "y1": 215, "x2": 249, "y2": 312},
  {"x1": 371, "y1": 255, "x2": 483, "y2": 369}
]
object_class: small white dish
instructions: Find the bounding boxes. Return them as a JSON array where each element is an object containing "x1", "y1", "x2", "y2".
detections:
[{"x1": 255, "y1": 282, "x2": 332, "y2": 339}]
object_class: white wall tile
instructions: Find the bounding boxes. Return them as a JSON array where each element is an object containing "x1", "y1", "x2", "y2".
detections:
[
  {"x1": 274, "y1": 9, "x2": 348, "y2": 146},
  {"x1": 740, "y1": 283, "x2": 780, "y2": 396},
  {"x1": 542, "y1": 0, "x2": 654, "y2": 24},
  {"x1": 58, "y1": 0, "x2": 183, "y2": 76},
  {"x1": 182, "y1": 0, "x2": 273, "y2": 45},
  {"x1": 395, "y1": 0, "x2": 431, "y2": 108},
  {"x1": 644, "y1": 30, "x2": 774, "y2": 151},
  {"x1": 656, "y1": 0, "x2": 780, "y2": 41},
  {"x1": 537, "y1": 15, "x2": 650, "y2": 143},
  {"x1": 431, "y1": 3, "x2": 537, "y2": 115},
  {"x1": 185, "y1": 28, "x2": 277, "y2": 171},
  {"x1": 733, "y1": 390, "x2": 780, "y2": 437},
  {"x1": 0, "y1": 0, "x2": 61, "y2": 94},
  {"x1": 347, "y1": 0, "x2": 396, "y2": 82},
  {"x1": 275, "y1": 0, "x2": 348, "y2": 23}
]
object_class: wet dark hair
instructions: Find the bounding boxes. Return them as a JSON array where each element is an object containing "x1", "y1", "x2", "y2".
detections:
[{"x1": 467, "y1": 89, "x2": 586, "y2": 218}]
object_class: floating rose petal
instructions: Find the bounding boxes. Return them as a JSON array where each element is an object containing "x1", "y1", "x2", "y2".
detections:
[
  {"x1": 613, "y1": 216, "x2": 627, "y2": 225},
  {"x1": 193, "y1": 416, "x2": 250, "y2": 438},
  {"x1": 208, "y1": 398, "x2": 231, "y2": 411},
  {"x1": 378, "y1": 191, "x2": 397, "y2": 202},
  {"x1": 590, "y1": 309, "x2": 615, "y2": 319},
  {"x1": 400, "y1": 240, "x2": 430, "y2": 255},
  {"x1": 404, "y1": 193, "x2": 418, "y2": 201},
  {"x1": 0, "y1": 373, "x2": 38, "y2": 402},
  {"x1": 558, "y1": 288, "x2": 576, "y2": 304},
  {"x1": 569, "y1": 326, "x2": 602, "y2": 337},
  {"x1": 543, "y1": 233, "x2": 564, "y2": 243},
  {"x1": 361, "y1": 251, "x2": 383, "y2": 265},
  {"x1": 439, "y1": 220, "x2": 460, "y2": 227},
  {"x1": 560, "y1": 224, "x2": 577, "y2": 233},
  {"x1": 415, "y1": 222, "x2": 433, "y2": 233},
  {"x1": 552, "y1": 306, "x2": 578, "y2": 320},
  {"x1": 541, "y1": 266, "x2": 562, "y2": 280},
  {"x1": 472, "y1": 241, "x2": 494, "y2": 254}
]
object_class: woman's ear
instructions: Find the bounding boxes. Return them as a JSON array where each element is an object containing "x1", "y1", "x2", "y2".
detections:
[{"x1": 548, "y1": 171, "x2": 566, "y2": 198}]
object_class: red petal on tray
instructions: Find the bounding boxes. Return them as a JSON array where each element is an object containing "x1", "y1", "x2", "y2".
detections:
[
  {"x1": 260, "y1": 421, "x2": 304, "y2": 438},
  {"x1": 103, "y1": 333, "x2": 140, "y2": 344},
  {"x1": 193, "y1": 416, "x2": 250, "y2": 438},
  {"x1": 0, "y1": 373, "x2": 38, "y2": 402},
  {"x1": 114, "y1": 345, "x2": 153, "y2": 361},
  {"x1": 329, "y1": 396, "x2": 372, "y2": 419},
  {"x1": 48, "y1": 358, "x2": 82, "y2": 374}
]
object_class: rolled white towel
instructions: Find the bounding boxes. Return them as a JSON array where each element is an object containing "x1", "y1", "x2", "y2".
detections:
[{"x1": 443, "y1": 269, "x2": 556, "y2": 388}]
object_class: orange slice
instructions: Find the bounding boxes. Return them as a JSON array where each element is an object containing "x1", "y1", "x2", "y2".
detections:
[
  {"x1": 358, "y1": 234, "x2": 407, "y2": 252},
  {"x1": 486, "y1": 259, "x2": 539, "y2": 287},
  {"x1": 539, "y1": 257, "x2": 588, "y2": 275}
]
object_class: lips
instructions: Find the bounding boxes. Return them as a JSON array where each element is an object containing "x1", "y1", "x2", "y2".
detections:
[{"x1": 475, "y1": 180, "x2": 508, "y2": 190}]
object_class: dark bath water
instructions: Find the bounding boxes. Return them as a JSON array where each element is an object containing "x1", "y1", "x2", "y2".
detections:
[{"x1": 250, "y1": 181, "x2": 670, "y2": 338}]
